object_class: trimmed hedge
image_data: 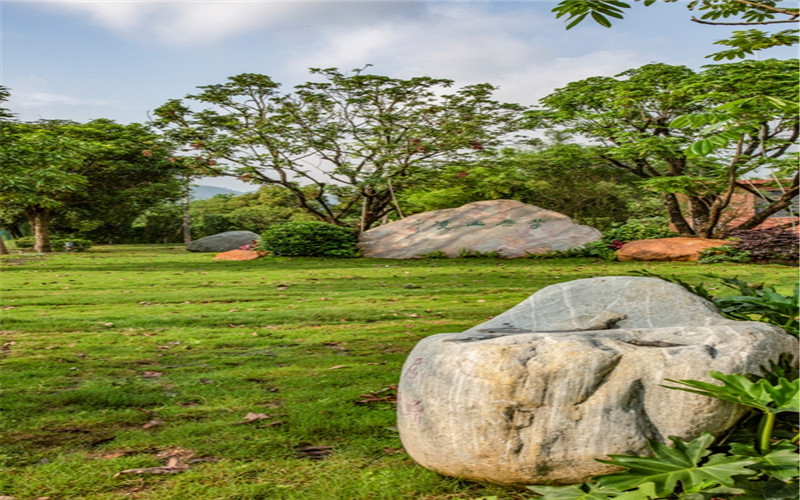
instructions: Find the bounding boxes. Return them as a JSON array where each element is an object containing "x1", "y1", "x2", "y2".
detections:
[
  {"x1": 13, "y1": 237, "x2": 93, "y2": 252},
  {"x1": 259, "y1": 222, "x2": 359, "y2": 257}
]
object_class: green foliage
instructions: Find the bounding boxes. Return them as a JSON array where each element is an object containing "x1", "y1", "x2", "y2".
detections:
[
  {"x1": 714, "y1": 281, "x2": 800, "y2": 337},
  {"x1": 400, "y1": 145, "x2": 661, "y2": 230},
  {"x1": 457, "y1": 248, "x2": 501, "y2": 258},
  {"x1": 551, "y1": 0, "x2": 798, "y2": 60},
  {"x1": 597, "y1": 433, "x2": 757, "y2": 496},
  {"x1": 632, "y1": 271, "x2": 799, "y2": 337},
  {"x1": 530, "y1": 240, "x2": 618, "y2": 261},
  {"x1": 0, "y1": 119, "x2": 185, "y2": 250},
  {"x1": 529, "y1": 218, "x2": 676, "y2": 261},
  {"x1": 604, "y1": 218, "x2": 678, "y2": 243},
  {"x1": 154, "y1": 68, "x2": 525, "y2": 230},
  {"x1": 664, "y1": 372, "x2": 799, "y2": 416},
  {"x1": 530, "y1": 367, "x2": 799, "y2": 500},
  {"x1": 1, "y1": 246, "x2": 797, "y2": 499},
  {"x1": 13, "y1": 236, "x2": 92, "y2": 252},
  {"x1": 259, "y1": 221, "x2": 359, "y2": 257},
  {"x1": 420, "y1": 250, "x2": 449, "y2": 258},
  {"x1": 698, "y1": 245, "x2": 752, "y2": 264},
  {"x1": 709, "y1": 29, "x2": 799, "y2": 61},
  {"x1": 529, "y1": 60, "x2": 799, "y2": 238}
]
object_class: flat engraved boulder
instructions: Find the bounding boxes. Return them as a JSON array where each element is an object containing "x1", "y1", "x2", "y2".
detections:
[
  {"x1": 397, "y1": 276, "x2": 798, "y2": 486},
  {"x1": 359, "y1": 199, "x2": 601, "y2": 258}
]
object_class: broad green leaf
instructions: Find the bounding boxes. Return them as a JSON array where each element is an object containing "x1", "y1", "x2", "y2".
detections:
[
  {"x1": 528, "y1": 482, "x2": 621, "y2": 500},
  {"x1": 590, "y1": 11, "x2": 613, "y2": 27},
  {"x1": 664, "y1": 372, "x2": 800, "y2": 414},
  {"x1": 729, "y1": 441, "x2": 800, "y2": 481},
  {"x1": 596, "y1": 433, "x2": 757, "y2": 496},
  {"x1": 688, "y1": 139, "x2": 714, "y2": 156}
]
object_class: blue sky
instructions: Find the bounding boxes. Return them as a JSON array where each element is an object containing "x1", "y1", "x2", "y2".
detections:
[{"x1": 2, "y1": 1, "x2": 795, "y2": 190}]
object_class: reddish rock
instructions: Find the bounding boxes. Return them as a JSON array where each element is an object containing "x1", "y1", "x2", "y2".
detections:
[
  {"x1": 616, "y1": 237, "x2": 728, "y2": 262},
  {"x1": 213, "y1": 250, "x2": 268, "y2": 261}
]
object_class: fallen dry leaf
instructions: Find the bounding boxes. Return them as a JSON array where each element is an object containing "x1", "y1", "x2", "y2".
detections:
[
  {"x1": 141, "y1": 419, "x2": 164, "y2": 430},
  {"x1": 140, "y1": 371, "x2": 164, "y2": 378},
  {"x1": 237, "y1": 412, "x2": 272, "y2": 424}
]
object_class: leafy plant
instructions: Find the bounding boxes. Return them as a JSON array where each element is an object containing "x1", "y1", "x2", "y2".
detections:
[
  {"x1": 420, "y1": 250, "x2": 449, "y2": 259},
  {"x1": 631, "y1": 270, "x2": 799, "y2": 337},
  {"x1": 698, "y1": 244, "x2": 752, "y2": 264},
  {"x1": 530, "y1": 369, "x2": 799, "y2": 500},
  {"x1": 664, "y1": 372, "x2": 799, "y2": 453},
  {"x1": 602, "y1": 217, "x2": 678, "y2": 244},
  {"x1": 728, "y1": 228, "x2": 799, "y2": 263},
  {"x1": 457, "y1": 248, "x2": 500, "y2": 258},
  {"x1": 529, "y1": 240, "x2": 618, "y2": 261},
  {"x1": 259, "y1": 221, "x2": 359, "y2": 257},
  {"x1": 13, "y1": 236, "x2": 92, "y2": 252}
]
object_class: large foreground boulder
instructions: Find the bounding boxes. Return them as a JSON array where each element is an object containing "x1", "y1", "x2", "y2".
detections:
[
  {"x1": 186, "y1": 231, "x2": 259, "y2": 253},
  {"x1": 397, "y1": 277, "x2": 797, "y2": 486},
  {"x1": 616, "y1": 237, "x2": 727, "y2": 261},
  {"x1": 359, "y1": 200, "x2": 601, "y2": 258}
]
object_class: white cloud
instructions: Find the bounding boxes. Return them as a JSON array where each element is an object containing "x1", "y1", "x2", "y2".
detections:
[
  {"x1": 13, "y1": 91, "x2": 112, "y2": 107},
  {"x1": 25, "y1": 1, "x2": 428, "y2": 46},
  {"x1": 284, "y1": 4, "x2": 647, "y2": 107}
]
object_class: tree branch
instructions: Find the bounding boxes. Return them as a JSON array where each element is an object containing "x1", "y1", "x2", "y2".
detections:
[{"x1": 690, "y1": 16, "x2": 798, "y2": 25}]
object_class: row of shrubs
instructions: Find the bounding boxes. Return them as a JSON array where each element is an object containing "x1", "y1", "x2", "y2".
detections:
[
  {"x1": 10, "y1": 218, "x2": 797, "y2": 263},
  {"x1": 254, "y1": 217, "x2": 797, "y2": 263},
  {"x1": 12, "y1": 237, "x2": 93, "y2": 252},
  {"x1": 540, "y1": 219, "x2": 798, "y2": 263}
]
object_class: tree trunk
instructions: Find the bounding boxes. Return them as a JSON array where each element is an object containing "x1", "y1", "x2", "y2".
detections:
[
  {"x1": 182, "y1": 181, "x2": 192, "y2": 245},
  {"x1": 662, "y1": 193, "x2": 695, "y2": 236},
  {"x1": 26, "y1": 206, "x2": 53, "y2": 253},
  {"x1": 0, "y1": 236, "x2": 8, "y2": 255},
  {"x1": 730, "y1": 185, "x2": 800, "y2": 233}
]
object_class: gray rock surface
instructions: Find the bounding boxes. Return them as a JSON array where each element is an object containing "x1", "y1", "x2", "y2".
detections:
[
  {"x1": 186, "y1": 231, "x2": 259, "y2": 252},
  {"x1": 397, "y1": 276, "x2": 798, "y2": 486},
  {"x1": 359, "y1": 200, "x2": 601, "y2": 258}
]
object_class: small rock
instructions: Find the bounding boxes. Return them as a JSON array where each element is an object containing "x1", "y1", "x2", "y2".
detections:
[
  {"x1": 213, "y1": 250, "x2": 268, "y2": 261},
  {"x1": 616, "y1": 237, "x2": 728, "y2": 261},
  {"x1": 187, "y1": 231, "x2": 259, "y2": 253}
]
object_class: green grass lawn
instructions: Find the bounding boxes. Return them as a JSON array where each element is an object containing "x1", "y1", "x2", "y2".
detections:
[{"x1": 1, "y1": 245, "x2": 796, "y2": 500}]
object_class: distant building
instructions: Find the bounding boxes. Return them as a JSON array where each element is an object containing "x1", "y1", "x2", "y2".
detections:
[
  {"x1": 671, "y1": 179, "x2": 799, "y2": 235},
  {"x1": 725, "y1": 179, "x2": 799, "y2": 233}
]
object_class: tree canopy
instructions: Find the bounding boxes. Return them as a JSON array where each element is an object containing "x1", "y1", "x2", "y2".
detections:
[
  {"x1": 0, "y1": 118, "x2": 185, "y2": 251},
  {"x1": 527, "y1": 59, "x2": 798, "y2": 238},
  {"x1": 153, "y1": 67, "x2": 526, "y2": 231},
  {"x1": 552, "y1": 0, "x2": 798, "y2": 60}
]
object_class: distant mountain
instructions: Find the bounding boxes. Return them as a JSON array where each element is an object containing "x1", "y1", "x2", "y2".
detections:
[{"x1": 190, "y1": 185, "x2": 246, "y2": 200}]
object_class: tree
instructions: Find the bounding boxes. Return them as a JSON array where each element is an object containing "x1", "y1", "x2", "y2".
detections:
[
  {"x1": 552, "y1": 0, "x2": 798, "y2": 60},
  {"x1": 399, "y1": 143, "x2": 662, "y2": 230},
  {"x1": 0, "y1": 119, "x2": 185, "y2": 251},
  {"x1": 0, "y1": 86, "x2": 15, "y2": 254},
  {"x1": 153, "y1": 68, "x2": 526, "y2": 231},
  {"x1": 527, "y1": 60, "x2": 798, "y2": 238}
]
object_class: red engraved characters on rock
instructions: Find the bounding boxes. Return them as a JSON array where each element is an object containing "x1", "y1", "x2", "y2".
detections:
[
  {"x1": 404, "y1": 357, "x2": 423, "y2": 380},
  {"x1": 403, "y1": 398, "x2": 425, "y2": 424}
]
